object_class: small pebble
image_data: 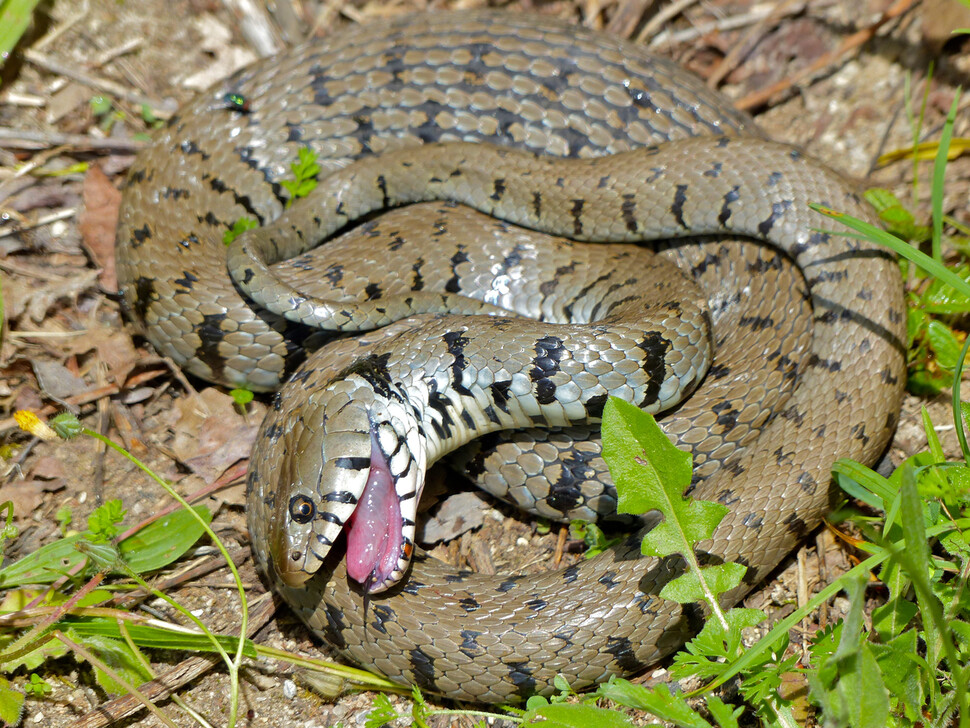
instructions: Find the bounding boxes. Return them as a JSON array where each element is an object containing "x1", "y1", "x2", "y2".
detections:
[{"x1": 282, "y1": 679, "x2": 297, "y2": 699}]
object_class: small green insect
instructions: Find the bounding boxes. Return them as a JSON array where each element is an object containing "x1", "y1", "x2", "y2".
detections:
[{"x1": 222, "y1": 92, "x2": 251, "y2": 113}]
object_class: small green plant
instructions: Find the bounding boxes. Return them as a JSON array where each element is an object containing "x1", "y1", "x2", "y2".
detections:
[
  {"x1": 281, "y1": 147, "x2": 321, "y2": 208},
  {"x1": 223, "y1": 147, "x2": 321, "y2": 245},
  {"x1": 567, "y1": 520, "x2": 621, "y2": 557},
  {"x1": 229, "y1": 387, "x2": 255, "y2": 413},
  {"x1": 223, "y1": 217, "x2": 259, "y2": 245}
]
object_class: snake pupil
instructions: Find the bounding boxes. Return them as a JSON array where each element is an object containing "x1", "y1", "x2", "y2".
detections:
[{"x1": 288, "y1": 495, "x2": 315, "y2": 524}]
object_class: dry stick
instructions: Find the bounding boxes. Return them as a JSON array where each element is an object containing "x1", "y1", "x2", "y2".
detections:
[
  {"x1": 222, "y1": 0, "x2": 283, "y2": 56},
  {"x1": 0, "y1": 368, "x2": 170, "y2": 433},
  {"x1": 23, "y1": 48, "x2": 169, "y2": 117},
  {"x1": 636, "y1": 0, "x2": 701, "y2": 43},
  {"x1": 67, "y1": 593, "x2": 277, "y2": 728},
  {"x1": 733, "y1": 0, "x2": 919, "y2": 111},
  {"x1": 0, "y1": 208, "x2": 78, "y2": 239},
  {"x1": 605, "y1": 0, "x2": 655, "y2": 40},
  {"x1": 705, "y1": 0, "x2": 806, "y2": 88},
  {"x1": 0, "y1": 128, "x2": 145, "y2": 152}
]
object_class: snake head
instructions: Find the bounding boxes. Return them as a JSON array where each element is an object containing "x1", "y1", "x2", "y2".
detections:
[{"x1": 263, "y1": 395, "x2": 424, "y2": 594}]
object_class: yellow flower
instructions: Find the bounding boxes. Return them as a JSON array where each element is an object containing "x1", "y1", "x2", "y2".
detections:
[{"x1": 14, "y1": 411, "x2": 58, "y2": 441}]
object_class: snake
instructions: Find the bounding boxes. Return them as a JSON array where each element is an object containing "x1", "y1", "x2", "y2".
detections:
[{"x1": 115, "y1": 11, "x2": 906, "y2": 703}]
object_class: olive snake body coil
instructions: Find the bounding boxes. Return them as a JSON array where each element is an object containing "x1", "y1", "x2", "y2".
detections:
[{"x1": 116, "y1": 11, "x2": 906, "y2": 703}]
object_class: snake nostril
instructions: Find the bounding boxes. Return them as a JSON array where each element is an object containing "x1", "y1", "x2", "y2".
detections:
[
  {"x1": 289, "y1": 494, "x2": 315, "y2": 524},
  {"x1": 289, "y1": 549, "x2": 302, "y2": 562}
]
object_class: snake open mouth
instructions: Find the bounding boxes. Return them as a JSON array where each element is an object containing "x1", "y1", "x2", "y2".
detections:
[{"x1": 344, "y1": 430, "x2": 403, "y2": 592}]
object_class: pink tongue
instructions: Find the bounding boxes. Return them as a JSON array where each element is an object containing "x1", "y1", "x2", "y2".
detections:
[{"x1": 344, "y1": 436, "x2": 403, "y2": 590}]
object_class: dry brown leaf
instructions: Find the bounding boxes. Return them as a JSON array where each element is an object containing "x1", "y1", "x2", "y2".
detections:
[
  {"x1": 29, "y1": 455, "x2": 67, "y2": 481},
  {"x1": 32, "y1": 360, "x2": 90, "y2": 399},
  {"x1": 78, "y1": 165, "x2": 121, "y2": 292},
  {"x1": 418, "y1": 491, "x2": 490, "y2": 543},
  {"x1": 921, "y1": 0, "x2": 970, "y2": 51},
  {"x1": 170, "y1": 387, "x2": 266, "y2": 483},
  {"x1": 64, "y1": 328, "x2": 141, "y2": 387},
  {"x1": 2, "y1": 268, "x2": 99, "y2": 324},
  {"x1": 0, "y1": 480, "x2": 55, "y2": 521}
]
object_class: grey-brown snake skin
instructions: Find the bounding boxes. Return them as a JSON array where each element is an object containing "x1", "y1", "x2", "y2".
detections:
[{"x1": 116, "y1": 11, "x2": 906, "y2": 703}]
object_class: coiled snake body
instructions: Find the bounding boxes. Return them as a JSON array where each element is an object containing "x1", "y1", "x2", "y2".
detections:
[{"x1": 117, "y1": 12, "x2": 906, "y2": 703}]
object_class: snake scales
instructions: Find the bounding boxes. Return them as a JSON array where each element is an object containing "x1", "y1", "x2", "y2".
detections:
[{"x1": 116, "y1": 11, "x2": 906, "y2": 703}]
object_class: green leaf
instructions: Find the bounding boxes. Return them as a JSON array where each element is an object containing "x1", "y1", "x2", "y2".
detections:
[
  {"x1": 0, "y1": 676, "x2": 25, "y2": 727},
  {"x1": 671, "y1": 608, "x2": 766, "y2": 681},
  {"x1": 926, "y1": 320, "x2": 963, "y2": 370},
  {"x1": 223, "y1": 217, "x2": 259, "y2": 245},
  {"x1": 704, "y1": 695, "x2": 742, "y2": 728},
  {"x1": 601, "y1": 398, "x2": 728, "y2": 559},
  {"x1": 640, "y1": 498, "x2": 728, "y2": 559},
  {"x1": 1, "y1": 633, "x2": 69, "y2": 672},
  {"x1": 593, "y1": 681, "x2": 711, "y2": 727},
  {"x1": 842, "y1": 643, "x2": 891, "y2": 728},
  {"x1": 527, "y1": 703, "x2": 635, "y2": 728},
  {"x1": 660, "y1": 562, "x2": 745, "y2": 604},
  {"x1": 600, "y1": 396, "x2": 693, "y2": 518},
  {"x1": 281, "y1": 147, "x2": 321, "y2": 207},
  {"x1": 0, "y1": 0, "x2": 43, "y2": 68},
  {"x1": 89, "y1": 95, "x2": 112, "y2": 115},
  {"x1": 832, "y1": 459, "x2": 894, "y2": 512},
  {"x1": 119, "y1": 505, "x2": 211, "y2": 574},
  {"x1": 0, "y1": 533, "x2": 87, "y2": 586},
  {"x1": 230, "y1": 388, "x2": 254, "y2": 406},
  {"x1": 73, "y1": 632, "x2": 153, "y2": 696},
  {"x1": 811, "y1": 204, "x2": 970, "y2": 300},
  {"x1": 870, "y1": 630, "x2": 924, "y2": 722},
  {"x1": 863, "y1": 188, "x2": 930, "y2": 241},
  {"x1": 365, "y1": 692, "x2": 401, "y2": 727},
  {"x1": 871, "y1": 598, "x2": 917, "y2": 642},
  {"x1": 49, "y1": 412, "x2": 83, "y2": 439},
  {"x1": 87, "y1": 500, "x2": 126, "y2": 542},
  {"x1": 22, "y1": 673, "x2": 51, "y2": 698}
]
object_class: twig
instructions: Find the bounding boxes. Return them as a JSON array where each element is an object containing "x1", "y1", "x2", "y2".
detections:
[
  {"x1": 34, "y1": 0, "x2": 90, "y2": 52},
  {"x1": 1, "y1": 92, "x2": 45, "y2": 107},
  {"x1": 705, "y1": 0, "x2": 806, "y2": 88},
  {"x1": 604, "y1": 0, "x2": 654, "y2": 39},
  {"x1": 221, "y1": 0, "x2": 283, "y2": 56},
  {"x1": 0, "y1": 370, "x2": 170, "y2": 433},
  {"x1": 67, "y1": 593, "x2": 277, "y2": 728},
  {"x1": 733, "y1": 0, "x2": 919, "y2": 111},
  {"x1": 0, "y1": 207, "x2": 77, "y2": 239},
  {"x1": 636, "y1": 0, "x2": 701, "y2": 43},
  {"x1": 23, "y1": 48, "x2": 170, "y2": 116},
  {"x1": 0, "y1": 128, "x2": 145, "y2": 152},
  {"x1": 647, "y1": 2, "x2": 801, "y2": 48}
]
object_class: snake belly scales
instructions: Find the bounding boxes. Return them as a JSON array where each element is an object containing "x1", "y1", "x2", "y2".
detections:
[{"x1": 115, "y1": 11, "x2": 906, "y2": 703}]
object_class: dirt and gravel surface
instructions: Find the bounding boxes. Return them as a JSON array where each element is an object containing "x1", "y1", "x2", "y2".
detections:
[{"x1": 1, "y1": 0, "x2": 969, "y2": 726}]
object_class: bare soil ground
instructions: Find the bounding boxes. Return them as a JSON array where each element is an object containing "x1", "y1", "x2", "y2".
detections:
[{"x1": 1, "y1": 0, "x2": 969, "y2": 726}]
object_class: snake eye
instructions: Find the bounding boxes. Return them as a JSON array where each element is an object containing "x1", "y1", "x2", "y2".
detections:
[{"x1": 288, "y1": 495, "x2": 315, "y2": 524}]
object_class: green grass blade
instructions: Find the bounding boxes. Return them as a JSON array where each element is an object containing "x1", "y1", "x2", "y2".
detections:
[
  {"x1": 810, "y1": 205, "x2": 970, "y2": 300},
  {"x1": 0, "y1": 0, "x2": 41, "y2": 68},
  {"x1": 62, "y1": 618, "x2": 258, "y2": 659},
  {"x1": 931, "y1": 89, "x2": 962, "y2": 261}
]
